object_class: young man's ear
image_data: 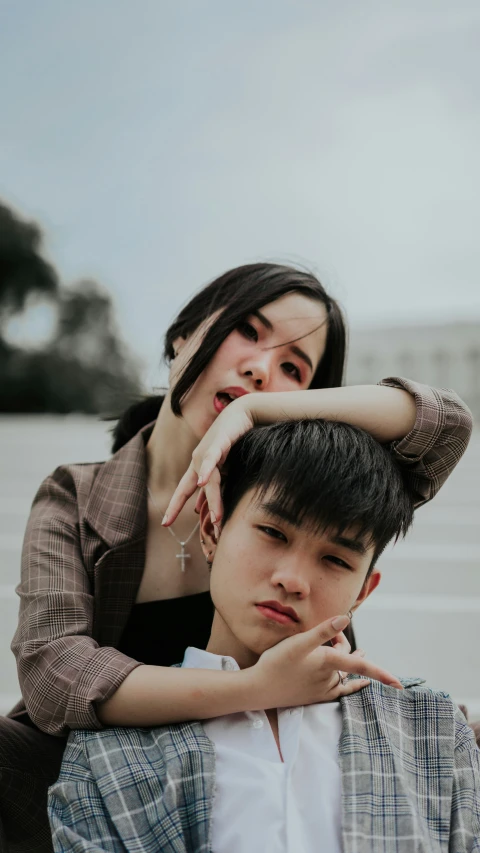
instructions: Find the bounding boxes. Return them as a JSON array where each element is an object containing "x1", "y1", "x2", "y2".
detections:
[
  {"x1": 350, "y1": 569, "x2": 381, "y2": 615},
  {"x1": 199, "y1": 499, "x2": 218, "y2": 566}
]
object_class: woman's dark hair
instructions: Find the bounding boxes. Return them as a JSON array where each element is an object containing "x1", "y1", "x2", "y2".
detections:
[{"x1": 111, "y1": 263, "x2": 346, "y2": 452}]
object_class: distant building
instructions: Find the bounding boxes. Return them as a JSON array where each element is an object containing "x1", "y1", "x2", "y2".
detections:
[{"x1": 347, "y1": 321, "x2": 480, "y2": 421}]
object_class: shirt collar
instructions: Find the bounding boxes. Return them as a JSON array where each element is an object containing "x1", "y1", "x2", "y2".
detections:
[{"x1": 182, "y1": 646, "x2": 240, "y2": 672}]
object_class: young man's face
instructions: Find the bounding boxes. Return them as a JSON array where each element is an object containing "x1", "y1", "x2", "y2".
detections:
[{"x1": 201, "y1": 488, "x2": 381, "y2": 668}]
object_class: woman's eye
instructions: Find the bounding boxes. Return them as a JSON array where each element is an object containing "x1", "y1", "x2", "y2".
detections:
[
  {"x1": 238, "y1": 321, "x2": 258, "y2": 342},
  {"x1": 258, "y1": 526, "x2": 286, "y2": 542},
  {"x1": 325, "y1": 555, "x2": 352, "y2": 570},
  {"x1": 283, "y1": 362, "x2": 301, "y2": 381}
]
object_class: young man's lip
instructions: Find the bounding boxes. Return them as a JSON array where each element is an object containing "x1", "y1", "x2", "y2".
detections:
[{"x1": 256, "y1": 601, "x2": 300, "y2": 623}]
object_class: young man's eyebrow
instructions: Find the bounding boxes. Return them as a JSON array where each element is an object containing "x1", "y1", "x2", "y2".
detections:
[
  {"x1": 259, "y1": 502, "x2": 301, "y2": 529},
  {"x1": 253, "y1": 311, "x2": 313, "y2": 373},
  {"x1": 329, "y1": 535, "x2": 368, "y2": 557},
  {"x1": 259, "y1": 504, "x2": 369, "y2": 556}
]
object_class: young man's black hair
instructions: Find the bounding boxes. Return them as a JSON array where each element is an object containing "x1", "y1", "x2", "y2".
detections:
[{"x1": 222, "y1": 419, "x2": 415, "y2": 573}]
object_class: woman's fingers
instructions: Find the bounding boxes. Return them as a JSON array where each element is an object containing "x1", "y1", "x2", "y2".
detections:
[
  {"x1": 330, "y1": 631, "x2": 351, "y2": 655},
  {"x1": 338, "y1": 679, "x2": 371, "y2": 696},
  {"x1": 203, "y1": 467, "x2": 223, "y2": 537},
  {"x1": 329, "y1": 650, "x2": 403, "y2": 689},
  {"x1": 194, "y1": 489, "x2": 207, "y2": 515},
  {"x1": 164, "y1": 464, "x2": 198, "y2": 525}
]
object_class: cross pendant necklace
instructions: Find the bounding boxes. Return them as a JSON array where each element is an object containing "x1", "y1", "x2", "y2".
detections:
[{"x1": 147, "y1": 486, "x2": 200, "y2": 572}]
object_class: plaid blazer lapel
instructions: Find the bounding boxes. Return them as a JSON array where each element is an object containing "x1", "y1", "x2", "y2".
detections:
[
  {"x1": 339, "y1": 678, "x2": 453, "y2": 853},
  {"x1": 84, "y1": 424, "x2": 152, "y2": 647}
]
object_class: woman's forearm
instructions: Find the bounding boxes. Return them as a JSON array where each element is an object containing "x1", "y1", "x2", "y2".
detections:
[
  {"x1": 96, "y1": 663, "x2": 257, "y2": 726},
  {"x1": 245, "y1": 384, "x2": 417, "y2": 443}
]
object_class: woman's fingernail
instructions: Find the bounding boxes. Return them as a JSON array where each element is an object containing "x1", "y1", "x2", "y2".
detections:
[
  {"x1": 162, "y1": 514, "x2": 168, "y2": 525},
  {"x1": 210, "y1": 511, "x2": 217, "y2": 524},
  {"x1": 197, "y1": 477, "x2": 203, "y2": 487},
  {"x1": 214, "y1": 524, "x2": 220, "y2": 540},
  {"x1": 357, "y1": 649, "x2": 366, "y2": 658}
]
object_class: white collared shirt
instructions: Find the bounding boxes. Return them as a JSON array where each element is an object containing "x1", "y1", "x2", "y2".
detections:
[{"x1": 182, "y1": 647, "x2": 343, "y2": 853}]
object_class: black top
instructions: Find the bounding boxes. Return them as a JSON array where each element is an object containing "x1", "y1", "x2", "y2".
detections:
[{"x1": 118, "y1": 592, "x2": 215, "y2": 667}]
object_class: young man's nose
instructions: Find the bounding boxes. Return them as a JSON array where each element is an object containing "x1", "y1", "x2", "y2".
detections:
[{"x1": 271, "y1": 565, "x2": 310, "y2": 598}]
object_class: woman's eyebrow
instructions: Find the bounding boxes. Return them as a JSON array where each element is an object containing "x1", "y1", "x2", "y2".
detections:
[
  {"x1": 253, "y1": 309, "x2": 273, "y2": 330},
  {"x1": 290, "y1": 345, "x2": 313, "y2": 372},
  {"x1": 253, "y1": 310, "x2": 313, "y2": 372}
]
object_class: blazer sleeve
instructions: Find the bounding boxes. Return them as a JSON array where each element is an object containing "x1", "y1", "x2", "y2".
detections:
[
  {"x1": 378, "y1": 377, "x2": 473, "y2": 506},
  {"x1": 11, "y1": 467, "x2": 141, "y2": 736},
  {"x1": 48, "y1": 733, "x2": 123, "y2": 853},
  {"x1": 450, "y1": 707, "x2": 480, "y2": 852}
]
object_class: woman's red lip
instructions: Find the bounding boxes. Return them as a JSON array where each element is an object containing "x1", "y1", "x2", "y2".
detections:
[
  {"x1": 213, "y1": 387, "x2": 250, "y2": 414},
  {"x1": 256, "y1": 603, "x2": 299, "y2": 625},
  {"x1": 218, "y1": 386, "x2": 250, "y2": 398}
]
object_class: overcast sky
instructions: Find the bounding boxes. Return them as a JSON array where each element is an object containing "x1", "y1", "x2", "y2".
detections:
[{"x1": 1, "y1": 0, "x2": 479, "y2": 385}]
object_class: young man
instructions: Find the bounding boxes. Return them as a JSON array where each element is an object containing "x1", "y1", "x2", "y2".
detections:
[{"x1": 49, "y1": 420, "x2": 480, "y2": 853}]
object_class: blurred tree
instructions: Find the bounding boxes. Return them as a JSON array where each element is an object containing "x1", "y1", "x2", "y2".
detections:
[
  {"x1": 0, "y1": 201, "x2": 142, "y2": 413},
  {"x1": 0, "y1": 203, "x2": 58, "y2": 335}
]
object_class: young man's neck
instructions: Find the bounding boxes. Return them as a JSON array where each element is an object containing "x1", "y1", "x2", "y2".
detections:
[{"x1": 206, "y1": 612, "x2": 260, "y2": 670}]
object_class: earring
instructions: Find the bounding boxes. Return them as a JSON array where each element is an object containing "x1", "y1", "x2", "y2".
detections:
[
  {"x1": 206, "y1": 551, "x2": 213, "y2": 567},
  {"x1": 200, "y1": 538, "x2": 205, "y2": 545},
  {"x1": 347, "y1": 610, "x2": 353, "y2": 620}
]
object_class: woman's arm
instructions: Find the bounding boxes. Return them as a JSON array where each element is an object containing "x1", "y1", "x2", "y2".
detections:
[
  {"x1": 15, "y1": 471, "x2": 397, "y2": 733},
  {"x1": 165, "y1": 378, "x2": 473, "y2": 524},
  {"x1": 96, "y1": 620, "x2": 400, "y2": 726}
]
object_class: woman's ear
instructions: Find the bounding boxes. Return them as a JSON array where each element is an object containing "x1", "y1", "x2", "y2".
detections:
[
  {"x1": 199, "y1": 498, "x2": 218, "y2": 566},
  {"x1": 171, "y1": 335, "x2": 186, "y2": 358}
]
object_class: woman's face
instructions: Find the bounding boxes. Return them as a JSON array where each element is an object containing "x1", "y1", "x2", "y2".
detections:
[{"x1": 171, "y1": 292, "x2": 329, "y2": 439}]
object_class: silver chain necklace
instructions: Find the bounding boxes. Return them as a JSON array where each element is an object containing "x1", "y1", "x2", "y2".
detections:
[{"x1": 147, "y1": 486, "x2": 200, "y2": 572}]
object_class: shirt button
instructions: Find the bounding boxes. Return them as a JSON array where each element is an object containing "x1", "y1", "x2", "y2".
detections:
[
  {"x1": 251, "y1": 718, "x2": 264, "y2": 729},
  {"x1": 222, "y1": 659, "x2": 235, "y2": 671}
]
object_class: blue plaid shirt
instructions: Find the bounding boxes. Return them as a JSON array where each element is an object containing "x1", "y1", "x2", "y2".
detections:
[{"x1": 49, "y1": 678, "x2": 480, "y2": 853}]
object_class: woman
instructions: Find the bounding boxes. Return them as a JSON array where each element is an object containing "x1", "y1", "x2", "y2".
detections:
[{"x1": 0, "y1": 263, "x2": 472, "y2": 851}]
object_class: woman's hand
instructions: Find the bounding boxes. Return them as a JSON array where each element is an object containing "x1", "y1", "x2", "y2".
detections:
[
  {"x1": 163, "y1": 397, "x2": 254, "y2": 529},
  {"x1": 246, "y1": 614, "x2": 403, "y2": 709}
]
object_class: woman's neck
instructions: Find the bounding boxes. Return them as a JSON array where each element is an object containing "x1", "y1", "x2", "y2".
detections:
[{"x1": 146, "y1": 392, "x2": 199, "y2": 495}]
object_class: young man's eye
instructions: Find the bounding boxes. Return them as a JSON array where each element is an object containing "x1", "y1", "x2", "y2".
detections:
[
  {"x1": 238, "y1": 321, "x2": 258, "y2": 342},
  {"x1": 325, "y1": 555, "x2": 352, "y2": 570},
  {"x1": 258, "y1": 525, "x2": 287, "y2": 542},
  {"x1": 283, "y1": 362, "x2": 301, "y2": 381}
]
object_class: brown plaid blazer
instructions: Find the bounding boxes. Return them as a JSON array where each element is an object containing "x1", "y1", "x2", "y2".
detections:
[{"x1": 9, "y1": 378, "x2": 473, "y2": 737}]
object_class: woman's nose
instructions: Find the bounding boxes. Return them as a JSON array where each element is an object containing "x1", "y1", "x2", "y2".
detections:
[{"x1": 243, "y1": 354, "x2": 271, "y2": 388}]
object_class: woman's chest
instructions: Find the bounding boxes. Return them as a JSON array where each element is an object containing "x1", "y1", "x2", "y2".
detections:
[{"x1": 136, "y1": 523, "x2": 210, "y2": 601}]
